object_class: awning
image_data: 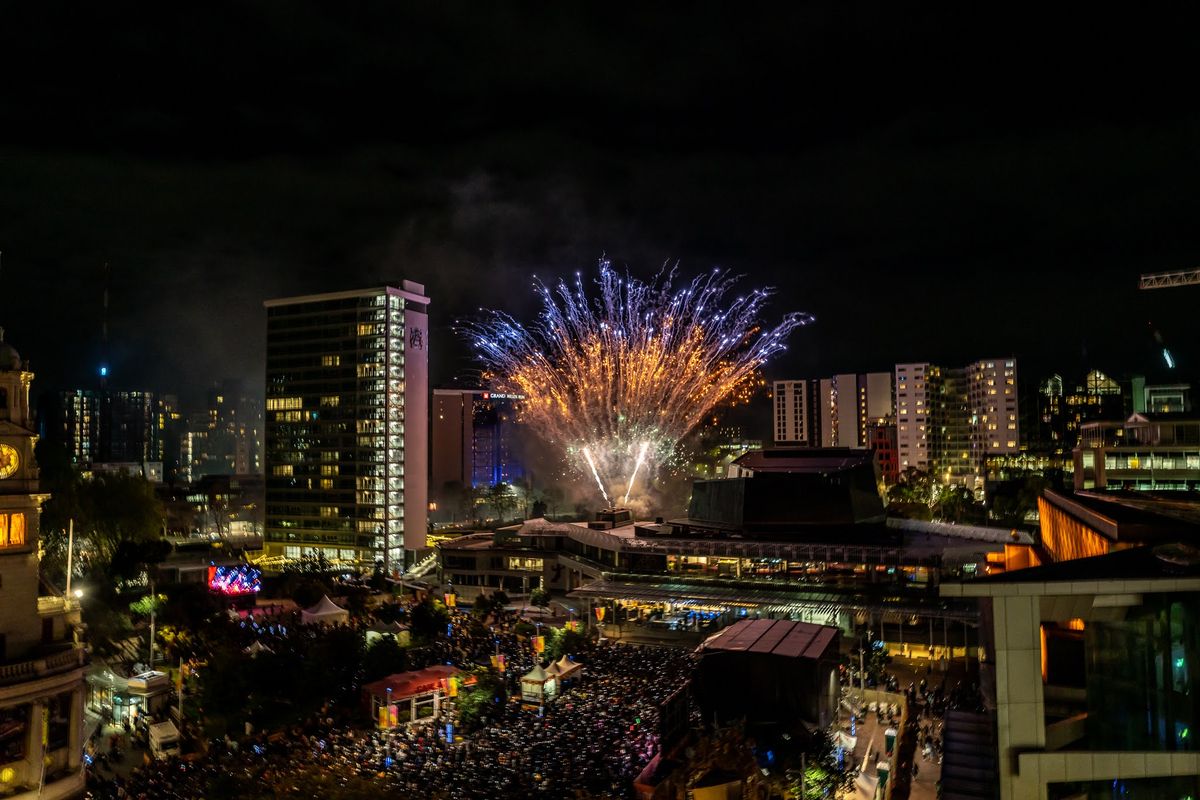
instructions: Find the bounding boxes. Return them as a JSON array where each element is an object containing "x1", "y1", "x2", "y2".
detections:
[{"x1": 567, "y1": 578, "x2": 976, "y2": 621}]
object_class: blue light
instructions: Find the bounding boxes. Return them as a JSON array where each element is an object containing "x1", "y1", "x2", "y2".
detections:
[
  {"x1": 99, "y1": 366, "x2": 108, "y2": 377},
  {"x1": 1164, "y1": 348, "x2": 1176, "y2": 369}
]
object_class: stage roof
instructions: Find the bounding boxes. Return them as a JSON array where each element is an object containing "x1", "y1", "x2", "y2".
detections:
[{"x1": 697, "y1": 619, "x2": 838, "y2": 661}]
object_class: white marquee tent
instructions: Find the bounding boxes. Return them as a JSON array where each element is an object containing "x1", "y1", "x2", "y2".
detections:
[{"x1": 301, "y1": 595, "x2": 350, "y2": 626}]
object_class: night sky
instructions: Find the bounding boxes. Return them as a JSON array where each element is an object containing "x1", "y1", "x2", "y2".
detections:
[{"x1": 1, "y1": 4, "x2": 1197, "y2": 407}]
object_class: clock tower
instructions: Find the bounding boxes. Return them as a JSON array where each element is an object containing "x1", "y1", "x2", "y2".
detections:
[
  {"x1": 0, "y1": 326, "x2": 86, "y2": 800},
  {"x1": 0, "y1": 326, "x2": 43, "y2": 561}
]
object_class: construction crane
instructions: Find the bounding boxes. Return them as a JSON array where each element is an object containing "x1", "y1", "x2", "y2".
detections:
[{"x1": 1140, "y1": 268, "x2": 1200, "y2": 290}]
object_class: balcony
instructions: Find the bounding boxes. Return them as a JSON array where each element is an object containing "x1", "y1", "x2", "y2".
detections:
[{"x1": 0, "y1": 646, "x2": 87, "y2": 688}]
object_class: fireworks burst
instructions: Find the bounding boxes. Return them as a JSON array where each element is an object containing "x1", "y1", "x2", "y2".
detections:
[{"x1": 464, "y1": 260, "x2": 812, "y2": 505}]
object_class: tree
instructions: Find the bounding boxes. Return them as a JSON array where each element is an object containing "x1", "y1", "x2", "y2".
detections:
[
  {"x1": 408, "y1": 597, "x2": 450, "y2": 643},
  {"x1": 455, "y1": 667, "x2": 505, "y2": 730},
  {"x1": 932, "y1": 485, "x2": 984, "y2": 524},
  {"x1": 545, "y1": 626, "x2": 587, "y2": 661},
  {"x1": 362, "y1": 634, "x2": 409, "y2": 682},
  {"x1": 439, "y1": 480, "x2": 473, "y2": 523},
  {"x1": 485, "y1": 482, "x2": 516, "y2": 523},
  {"x1": 78, "y1": 472, "x2": 165, "y2": 565},
  {"x1": 542, "y1": 485, "x2": 565, "y2": 518},
  {"x1": 791, "y1": 730, "x2": 853, "y2": 799},
  {"x1": 289, "y1": 577, "x2": 329, "y2": 609},
  {"x1": 530, "y1": 586, "x2": 551, "y2": 608}
]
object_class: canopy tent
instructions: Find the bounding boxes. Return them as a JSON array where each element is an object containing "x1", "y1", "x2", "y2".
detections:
[
  {"x1": 554, "y1": 655, "x2": 582, "y2": 678},
  {"x1": 520, "y1": 663, "x2": 557, "y2": 704},
  {"x1": 243, "y1": 641, "x2": 274, "y2": 657},
  {"x1": 301, "y1": 595, "x2": 349, "y2": 626}
]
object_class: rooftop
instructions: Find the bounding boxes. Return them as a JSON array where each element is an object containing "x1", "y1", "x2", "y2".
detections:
[
  {"x1": 730, "y1": 447, "x2": 876, "y2": 474},
  {"x1": 1042, "y1": 489, "x2": 1200, "y2": 542},
  {"x1": 697, "y1": 618, "x2": 838, "y2": 660},
  {"x1": 968, "y1": 543, "x2": 1200, "y2": 584},
  {"x1": 941, "y1": 543, "x2": 1200, "y2": 598}
]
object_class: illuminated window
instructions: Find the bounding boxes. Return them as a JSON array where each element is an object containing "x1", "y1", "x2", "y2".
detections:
[
  {"x1": 272, "y1": 465, "x2": 293, "y2": 477},
  {"x1": 266, "y1": 397, "x2": 302, "y2": 411},
  {"x1": 321, "y1": 396, "x2": 340, "y2": 407},
  {"x1": 320, "y1": 479, "x2": 334, "y2": 489},
  {"x1": 0, "y1": 513, "x2": 25, "y2": 547},
  {"x1": 321, "y1": 465, "x2": 339, "y2": 476},
  {"x1": 320, "y1": 506, "x2": 338, "y2": 518},
  {"x1": 322, "y1": 355, "x2": 340, "y2": 367}
]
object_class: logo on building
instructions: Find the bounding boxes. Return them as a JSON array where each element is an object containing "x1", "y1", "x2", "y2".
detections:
[{"x1": 408, "y1": 326, "x2": 425, "y2": 351}]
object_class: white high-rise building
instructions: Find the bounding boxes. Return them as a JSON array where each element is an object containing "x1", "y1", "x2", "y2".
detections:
[
  {"x1": 967, "y1": 358, "x2": 1020, "y2": 462},
  {"x1": 895, "y1": 359, "x2": 1020, "y2": 484},
  {"x1": 772, "y1": 380, "x2": 811, "y2": 445},
  {"x1": 895, "y1": 363, "x2": 932, "y2": 472}
]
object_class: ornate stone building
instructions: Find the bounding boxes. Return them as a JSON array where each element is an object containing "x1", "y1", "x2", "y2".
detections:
[{"x1": 0, "y1": 328, "x2": 87, "y2": 799}]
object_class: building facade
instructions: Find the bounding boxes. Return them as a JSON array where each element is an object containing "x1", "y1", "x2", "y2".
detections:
[
  {"x1": 772, "y1": 380, "x2": 814, "y2": 445},
  {"x1": 431, "y1": 389, "x2": 526, "y2": 492},
  {"x1": 52, "y1": 389, "x2": 160, "y2": 469},
  {"x1": 1037, "y1": 370, "x2": 1125, "y2": 456},
  {"x1": 895, "y1": 362, "x2": 933, "y2": 473},
  {"x1": 183, "y1": 379, "x2": 264, "y2": 482},
  {"x1": 1074, "y1": 413, "x2": 1200, "y2": 492},
  {"x1": 944, "y1": 546, "x2": 1200, "y2": 800},
  {"x1": 263, "y1": 283, "x2": 429, "y2": 572},
  {"x1": 0, "y1": 331, "x2": 88, "y2": 800},
  {"x1": 896, "y1": 358, "x2": 1019, "y2": 487},
  {"x1": 774, "y1": 374, "x2": 892, "y2": 450}
]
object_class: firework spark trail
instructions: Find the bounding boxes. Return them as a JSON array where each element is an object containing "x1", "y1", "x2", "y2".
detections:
[
  {"x1": 582, "y1": 447, "x2": 611, "y2": 506},
  {"x1": 622, "y1": 440, "x2": 652, "y2": 506},
  {"x1": 465, "y1": 259, "x2": 812, "y2": 501}
]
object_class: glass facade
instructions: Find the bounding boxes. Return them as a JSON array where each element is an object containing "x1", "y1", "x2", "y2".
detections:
[
  {"x1": 1086, "y1": 595, "x2": 1200, "y2": 752},
  {"x1": 265, "y1": 289, "x2": 422, "y2": 569}
]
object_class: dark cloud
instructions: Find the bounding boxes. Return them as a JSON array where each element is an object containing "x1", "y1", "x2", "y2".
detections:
[{"x1": 0, "y1": 5, "x2": 1197, "y2": 405}]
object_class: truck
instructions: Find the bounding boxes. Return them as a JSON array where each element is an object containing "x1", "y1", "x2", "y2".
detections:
[{"x1": 147, "y1": 720, "x2": 180, "y2": 760}]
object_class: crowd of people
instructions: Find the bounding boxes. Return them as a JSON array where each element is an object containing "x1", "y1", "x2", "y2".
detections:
[{"x1": 85, "y1": 603, "x2": 696, "y2": 800}]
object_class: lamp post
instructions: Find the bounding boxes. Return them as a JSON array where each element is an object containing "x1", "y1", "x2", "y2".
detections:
[
  {"x1": 65, "y1": 519, "x2": 75, "y2": 603},
  {"x1": 148, "y1": 574, "x2": 156, "y2": 667}
]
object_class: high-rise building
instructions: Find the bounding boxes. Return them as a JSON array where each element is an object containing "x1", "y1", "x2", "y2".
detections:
[
  {"x1": 772, "y1": 380, "x2": 814, "y2": 445},
  {"x1": 184, "y1": 380, "x2": 264, "y2": 482},
  {"x1": 57, "y1": 390, "x2": 98, "y2": 467},
  {"x1": 263, "y1": 283, "x2": 429, "y2": 572},
  {"x1": 775, "y1": 373, "x2": 892, "y2": 449},
  {"x1": 51, "y1": 388, "x2": 160, "y2": 469},
  {"x1": 100, "y1": 390, "x2": 158, "y2": 464},
  {"x1": 0, "y1": 329, "x2": 88, "y2": 798},
  {"x1": 895, "y1": 363, "x2": 933, "y2": 472},
  {"x1": 432, "y1": 389, "x2": 527, "y2": 491},
  {"x1": 1037, "y1": 369, "x2": 1124, "y2": 456},
  {"x1": 896, "y1": 358, "x2": 1020, "y2": 486}
]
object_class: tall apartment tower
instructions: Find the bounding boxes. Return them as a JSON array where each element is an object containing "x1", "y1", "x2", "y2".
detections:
[
  {"x1": 263, "y1": 283, "x2": 429, "y2": 573},
  {"x1": 895, "y1": 358, "x2": 1019, "y2": 485},
  {"x1": 895, "y1": 363, "x2": 933, "y2": 472},
  {"x1": 772, "y1": 380, "x2": 813, "y2": 445},
  {"x1": 966, "y1": 358, "x2": 1019, "y2": 466}
]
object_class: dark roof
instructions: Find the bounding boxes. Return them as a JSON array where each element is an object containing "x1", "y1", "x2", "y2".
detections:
[
  {"x1": 967, "y1": 543, "x2": 1200, "y2": 584},
  {"x1": 1042, "y1": 490, "x2": 1200, "y2": 542},
  {"x1": 732, "y1": 447, "x2": 875, "y2": 474},
  {"x1": 696, "y1": 618, "x2": 838, "y2": 660},
  {"x1": 1128, "y1": 412, "x2": 1200, "y2": 423}
]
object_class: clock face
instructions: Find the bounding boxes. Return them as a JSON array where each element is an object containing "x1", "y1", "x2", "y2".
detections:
[{"x1": 0, "y1": 444, "x2": 18, "y2": 480}]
